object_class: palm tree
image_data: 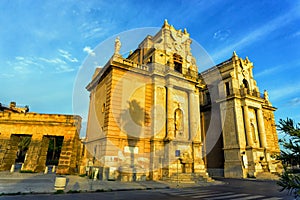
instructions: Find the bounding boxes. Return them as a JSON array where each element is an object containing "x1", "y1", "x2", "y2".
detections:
[{"x1": 277, "y1": 118, "x2": 300, "y2": 198}]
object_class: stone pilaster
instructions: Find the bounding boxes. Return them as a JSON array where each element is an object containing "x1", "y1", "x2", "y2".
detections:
[
  {"x1": 151, "y1": 83, "x2": 157, "y2": 137},
  {"x1": 162, "y1": 141, "x2": 171, "y2": 178},
  {"x1": 70, "y1": 134, "x2": 80, "y2": 174},
  {"x1": 36, "y1": 136, "x2": 50, "y2": 172},
  {"x1": 192, "y1": 142, "x2": 205, "y2": 173},
  {"x1": 257, "y1": 109, "x2": 267, "y2": 148},
  {"x1": 0, "y1": 136, "x2": 19, "y2": 171},
  {"x1": 188, "y1": 91, "x2": 194, "y2": 141},
  {"x1": 57, "y1": 136, "x2": 75, "y2": 174},
  {"x1": 243, "y1": 105, "x2": 253, "y2": 147},
  {"x1": 166, "y1": 85, "x2": 174, "y2": 140},
  {"x1": 149, "y1": 140, "x2": 164, "y2": 180},
  {"x1": 189, "y1": 90, "x2": 202, "y2": 142},
  {"x1": 22, "y1": 135, "x2": 49, "y2": 172}
]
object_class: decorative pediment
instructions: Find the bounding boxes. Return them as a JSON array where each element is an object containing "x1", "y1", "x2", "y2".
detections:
[{"x1": 159, "y1": 20, "x2": 192, "y2": 59}]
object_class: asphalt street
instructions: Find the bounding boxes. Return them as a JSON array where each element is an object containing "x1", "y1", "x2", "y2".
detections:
[{"x1": 0, "y1": 178, "x2": 295, "y2": 200}]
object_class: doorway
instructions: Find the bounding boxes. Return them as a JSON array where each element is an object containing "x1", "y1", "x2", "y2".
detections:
[
  {"x1": 14, "y1": 135, "x2": 32, "y2": 171},
  {"x1": 46, "y1": 136, "x2": 64, "y2": 166}
]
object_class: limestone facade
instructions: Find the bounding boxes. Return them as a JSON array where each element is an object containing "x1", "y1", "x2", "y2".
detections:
[
  {"x1": 0, "y1": 103, "x2": 82, "y2": 174},
  {"x1": 200, "y1": 52, "x2": 282, "y2": 178},
  {"x1": 85, "y1": 21, "x2": 282, "y2": 180}
]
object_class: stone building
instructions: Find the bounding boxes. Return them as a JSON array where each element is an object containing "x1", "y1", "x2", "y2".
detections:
[
  {"x1": 200, "y1": 52, "x2": 282, "y2": 178},
  {"x1": 85, "y1": 20, "x2": 282, "y2": 181},
  {"x1": 0, "y1": 102, "x2": 82, "y2": 174}
]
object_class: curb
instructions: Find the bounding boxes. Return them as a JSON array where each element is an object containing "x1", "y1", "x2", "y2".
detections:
[
  {"x1": 0, "y1": 185, "x2": 171, "y2": 196},
  {"x1": 0, "y1": 175, "x2": 224, "y2": 196}
]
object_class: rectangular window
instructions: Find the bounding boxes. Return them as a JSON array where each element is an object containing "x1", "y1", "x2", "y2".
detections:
[
  {"x1": 174, "y1": 61, "x2": 182, "y2": 73},
  {"x1": 124, "y1": 146, "x2": 139, "y2": 154},
  {"x1": 206, "y1": 91, "x2": 211, "y2": 104},
  {"x1": 225, "y1": 82, "x2": 230, "y2": 96}
]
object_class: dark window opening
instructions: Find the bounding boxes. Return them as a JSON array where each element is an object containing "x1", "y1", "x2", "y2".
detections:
[
  {"x1": 174, "y1": 62, "x2": 182, "y2": 73},
  {"x1": 206, "y1": 91, "x2": 211, "y2": 105},
  {"x1": 81, "y1": 144, "x2": 85, "y2": 156},
  {"x1": 225, "y1": 82, "x2": 230, "y2": 96},
  {"x1": 46, "y1": 136, "x2": 64, "y2": 166},
  {"x1": 240, "y1": 62, "x2": 243, "y2": 69},
  {"x1": 173, "y1": 54, "x2": 183, "y2": 73},
  {"x1": 15, "y1": 135, "x2": 32, "y2": 163},
  {"x1": 243, "y1": 79, "x2": 249, "y2": 88}
]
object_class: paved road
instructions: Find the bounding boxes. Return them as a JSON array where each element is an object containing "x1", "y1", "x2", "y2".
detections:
[
  {"x1": 206, "y1": 178, "x2": 292, "y2": 198},
  {"x1": 0, "y1": 178, "x2": 294, "y2": 200}
]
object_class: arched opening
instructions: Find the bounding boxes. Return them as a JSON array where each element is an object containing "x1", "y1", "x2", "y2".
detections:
[
  {"x1": 243, "y1": 79, "x2": 249, "y2": 89},
  {"x1": 173, "y1": 54, "x2": 183, "y2": 73}
]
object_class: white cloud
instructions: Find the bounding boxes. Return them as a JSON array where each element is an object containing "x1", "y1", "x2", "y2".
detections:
[
  {"x1": 7, "y1": 55, "x2": 77, "y2": 74},
  {"x1": 58, "y1": 49, "x2": 78, "y2": 63},
  {"x1": 83, "y1": 46, "x2": 96, "y2": 56},
  {"x1": 15, "y1": 56, "x2": 25, "y2": 61},
  {"x1": 269, "y1": 84, "x2": 300, "y2": 101},
  {"x1": 39, "y1": 57, "x2": 66, "y2": 65},
  {"x1": 13, "y1": 66, "x2": 31, "y2": 74},
  {"x1": 55, "y1": 65, "x2": 75, "y2": 73},
  {"x1": 40, "y1": 56, "x2": 76, "y2": 73},
  {"x1": 288, "y1": 97, "x2": 300, "y2": 106},
  {"x1": 255, "y1": 65, "x2": 282, "y2": 78},
  {"x1": 13, "y1": 56, "x2": 40, "y2": 67},
  {"x1": 0, "y1": 73, "x2": 15, "y2": 78},
  {"x1": 212, "y1": 4, "x2": 300, "y2": 60},
  {"x1": 291, "y1": 31, "x2": 300, "y2": 38},
  {"x1": 79, "y1": 20, "x2": 111, "y2": 40},
  {"x1": 213, "y1": 29, "x2": 231, "y2": 41},
  {"x1": 7, "y1": 57, "x2": 42, "y2": 74},
  {"x1": 255, "y1": 60, "x2": 300, "y2": 78}
]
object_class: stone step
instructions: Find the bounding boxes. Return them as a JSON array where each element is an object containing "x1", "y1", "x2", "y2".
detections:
[
  {"x1": 256, "y1": 172, "x2": 280, "y2": 180},
  {"x1": 164, "y1": 173, "x2": 214, "y2": 183}
]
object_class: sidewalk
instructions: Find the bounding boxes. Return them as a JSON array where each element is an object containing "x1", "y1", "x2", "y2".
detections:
[{"x1": 0, "y1": 172, "x2": 222, "y2": 195}]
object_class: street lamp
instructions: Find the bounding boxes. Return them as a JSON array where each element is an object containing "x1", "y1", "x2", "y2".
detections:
[{"x1": 175, "y1": 150, "x2": 180, "y2": 187}]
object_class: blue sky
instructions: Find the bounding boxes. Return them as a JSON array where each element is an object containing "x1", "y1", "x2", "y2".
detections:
[{"x1": 1, "y1": 0, "x2": 300, "y2": 137}]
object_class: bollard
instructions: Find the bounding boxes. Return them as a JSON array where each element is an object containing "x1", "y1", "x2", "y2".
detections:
[
  {"x1": 44, "y1": 166, "x2": 48, "y2": 174},
  {"x1": 94, "y1": 168, "x2": 99, "y2": 181},
  {"x1": 10, "y1": 164, "x2": 15, "y2": 173},
  {"x1": 52, "y1": 165, "x2": 56, "y2": 173},
  {"x1": 54, "y1": 176, "x2": 67, "y2": 190}
]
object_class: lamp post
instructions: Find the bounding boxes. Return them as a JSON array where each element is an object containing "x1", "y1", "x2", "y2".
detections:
[
  {"x1": 175, "y1": 150, "x2": 180, "y2": 187},
  {"x1": 177, "y1": 158, "x2": 179, "y2": 187}
]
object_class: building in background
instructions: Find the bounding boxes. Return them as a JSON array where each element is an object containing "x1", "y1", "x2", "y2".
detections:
[
  {"x1": 85, "y1": 20, "x2": 282, "y2": 181},
  {"x1": 0, "y1": 102, "x2": 82, "y2": 174}
]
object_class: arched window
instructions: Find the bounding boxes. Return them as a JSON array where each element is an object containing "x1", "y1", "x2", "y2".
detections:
[
  {"x1": 243, "y1": 79, "x2": 249, "y2": 89},
  {"x1": 173, "y1": 54, "x2": 183, "y2": 73}
]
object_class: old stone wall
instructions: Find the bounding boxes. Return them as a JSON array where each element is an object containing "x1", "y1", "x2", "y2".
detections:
[{"x1": 0, "y1": 112, "x2": 81, "y2": 174}]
